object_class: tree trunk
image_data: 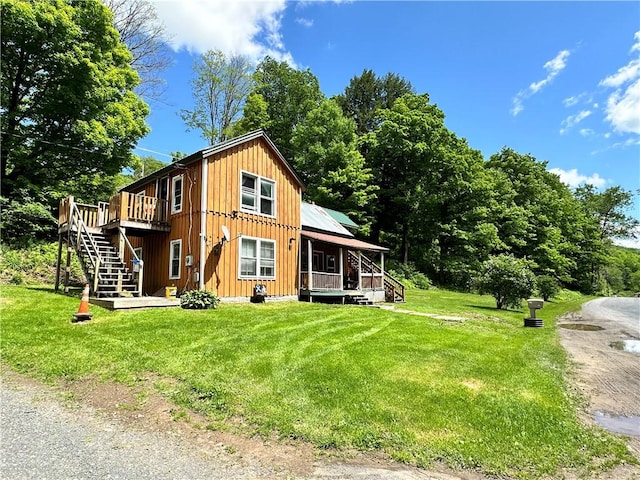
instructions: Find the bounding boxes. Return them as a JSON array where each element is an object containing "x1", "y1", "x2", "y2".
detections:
[{"x1": 401, "y1": 221, "x2": 409, "y2": 264}]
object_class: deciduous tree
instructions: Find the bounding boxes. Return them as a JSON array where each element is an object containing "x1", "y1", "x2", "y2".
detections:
[
  {"x1": 1, "y1": 0, "x2": 149, "y2": 206},
  {"x1": 291, "y1": 99, "x2": 377, "y2": 231},
  {"x1": 181, "y1": 50, "x2": 253, "y2": 145},
  {"x1": 104, "y1": 0, "x2": 172, "y2": 100},
  {"x1": 252, "y1": 57, "x2": 323, "y2": 161}
]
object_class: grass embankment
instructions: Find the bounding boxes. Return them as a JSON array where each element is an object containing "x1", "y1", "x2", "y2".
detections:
[{"x1": 0, "y1": 285, "x2": 633, "y2": 478}]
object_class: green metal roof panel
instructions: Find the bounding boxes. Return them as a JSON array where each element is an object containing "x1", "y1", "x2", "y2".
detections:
[{"x1": 322, "y1": 206, "x2": 359, "y2": 228}]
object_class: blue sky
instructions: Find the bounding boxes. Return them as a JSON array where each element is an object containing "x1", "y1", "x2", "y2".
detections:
[{"x1": 139, "y1": 1, "x2": 640, "y2": 232}]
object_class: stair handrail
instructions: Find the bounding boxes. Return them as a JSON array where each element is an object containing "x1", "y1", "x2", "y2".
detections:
[
  {"x1": 70, "y1": 201, "x2": 104, "y2": 288},
  {"x1": 347, "y1": 250, "x2": 404, "y2": 301},
  {"x1": 118, "y1": 227, "x2": 143, "y2": 296}
]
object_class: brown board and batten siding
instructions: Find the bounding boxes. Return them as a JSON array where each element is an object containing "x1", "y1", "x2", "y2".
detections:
[
  {"x1": 203, "y1": 137, "x2": 302, "y2": 299},
  {"x1": 122, "y1": 162, "x2": 203, "y2": 295}
]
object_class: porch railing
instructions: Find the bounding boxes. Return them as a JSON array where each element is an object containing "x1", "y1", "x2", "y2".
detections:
[
  {"x1": 301, "y1": 272, "x2": 342, "y2": 290},
  {"x1": 347, "y1": 250, "x2": 405, "y2": 302}
]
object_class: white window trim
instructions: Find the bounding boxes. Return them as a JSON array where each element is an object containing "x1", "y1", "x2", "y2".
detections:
[
  {"x1": 171, "y1": 174, "x2": 183, "y2": 214},
  {"x1": 169, "y1": 239, "x2": 182, "y2": 279},
  {"x1": 239, "y1": 170, "x2": 276, "y2": 218},
  {"x1": 133, "y1": 247, "x2": 143, "y2": 260},
  {"x1": 238, "y1": 236, "x2": 276, "y2": 280}
]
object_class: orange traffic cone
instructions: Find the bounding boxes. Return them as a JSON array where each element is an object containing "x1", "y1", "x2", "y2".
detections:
[{"x1": 72, "y1": 284, "x2": 93, "y2": 322}]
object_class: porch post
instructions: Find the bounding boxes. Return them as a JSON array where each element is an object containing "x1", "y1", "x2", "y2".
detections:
[
  {"x1": 307, "y1": 238, "x2": 313, "y2": 301},
  {"x1": 119, "y1": 192, "x2": 129, "y2": 221},
  {"x1": 55, "y1": 234, "x2": 62, "y2": 292},
  {"x1": 63, "y1": 226, "x2": 72, "y2": 293},
  {"x1": 358, "y1": 251, "x2": 362, "y2": 291},
  {"x1": 339, "y1": 248, "x2": 344, "y2": 290},
  {"x1": 380, "y1": 252, "x2": 385, "y2": 273},
  {"x1": 307, "y1": 238, "x2": 313, "y2": 292}
]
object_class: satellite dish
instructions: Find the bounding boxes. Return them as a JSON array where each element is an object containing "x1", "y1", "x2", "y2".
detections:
[{"x1": 221, "y1": 225, "x2": 231, "y2": 244}]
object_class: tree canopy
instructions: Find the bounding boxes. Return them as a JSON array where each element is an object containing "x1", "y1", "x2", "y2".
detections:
[
  {"x1": 1, "y1": 0, "x2": 149, "y2": 205},
  {"x1": 181, "y1": 50, "x2": 253, "y2": 145}
]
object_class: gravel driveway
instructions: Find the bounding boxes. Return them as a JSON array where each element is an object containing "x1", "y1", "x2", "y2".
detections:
[
  {"x1": 0, "y1": 372, "x2": 448, "y2": 480},
  {"x1": 0, "y1": 377, "x2": 272, "y2": 480}
]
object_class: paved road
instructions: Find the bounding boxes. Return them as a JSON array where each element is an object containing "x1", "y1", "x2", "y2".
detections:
[{"x1": 581, "y1": 297, "x2": 640, "y2": 334}]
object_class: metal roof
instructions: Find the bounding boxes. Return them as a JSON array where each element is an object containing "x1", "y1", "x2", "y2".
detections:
[
  {"x1": 301, "y1": 202, "x2": 353, "y2": 237},
  {"x1": 321, "y1": 206, "x2": 359, "y2": 228},
  {"x1": 301, "y1": 230, "x2": 388, "y2": 252}
]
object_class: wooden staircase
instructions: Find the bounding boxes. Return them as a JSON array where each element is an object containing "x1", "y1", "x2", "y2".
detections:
[
  {"x1": 64, "y1": 201, "x2": 140, "y2": 298},
  {"x1": 345, "y1": 294, "x2": 373, "y2": 306},
  {"x1": 347, "y1": 251, "x2": 405, "y2": 303}
]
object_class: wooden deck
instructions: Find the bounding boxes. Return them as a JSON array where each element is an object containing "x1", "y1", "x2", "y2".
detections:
[{"x1": 90, "y1": 296, "x2": 180, "y2": 310}]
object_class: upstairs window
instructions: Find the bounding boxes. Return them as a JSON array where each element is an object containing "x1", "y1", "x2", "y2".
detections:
[
  {"x1": 171, "y1": 175, "x2": 183, "y2": 214},
  {"x1": 241, "y1": 172, "x2": 275, "y2": 216}
]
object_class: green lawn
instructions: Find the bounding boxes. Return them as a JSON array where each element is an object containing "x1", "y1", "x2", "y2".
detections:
[{"x1": 0, "y1": 285, "x2": 633, "y2": 478}]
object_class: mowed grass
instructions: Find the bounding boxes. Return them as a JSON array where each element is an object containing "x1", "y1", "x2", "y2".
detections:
[{"x1": 0, "y1": 285, "x2": 633, "y2": 478}]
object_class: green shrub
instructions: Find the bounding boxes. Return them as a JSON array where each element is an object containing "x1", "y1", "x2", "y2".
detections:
[
  {"x1": 0, "y1": 242, "x2": 84, "y2": 285},
  {"x1": 180, "y1": 290, "x2": 219, "y2": 309},
  {"x1": 0, "y1": 194, "x2": 57, "y2": 247},
  {"x1": 475, "y1": 254, "x2": 536, "y2": 310},
  {"x1": 386, "y1": 261, "x2": 431, "y2": 290},
  {"x1": 537, "y1": 275, "x2": 560, "y2": 301}
]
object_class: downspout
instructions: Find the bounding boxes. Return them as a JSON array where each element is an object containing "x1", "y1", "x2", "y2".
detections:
[{"x1": 199, "y1": 156, "x2": 208, "y2": 290}]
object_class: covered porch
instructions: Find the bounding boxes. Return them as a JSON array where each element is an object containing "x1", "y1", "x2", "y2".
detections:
[{"x1": 299, "y1": 230, "x2": 389, "y2": 304}]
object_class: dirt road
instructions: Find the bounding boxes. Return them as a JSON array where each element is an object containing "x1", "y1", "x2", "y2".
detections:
[{"x1": 558, "y1": 298, "x2": 640, "y2": 461}]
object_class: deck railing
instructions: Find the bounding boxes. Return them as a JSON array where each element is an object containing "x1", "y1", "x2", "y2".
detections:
[
  {"x1": 107, "y1": 192, "x2": 168, "y2": 225},
  {"x1": 301, "y1": 272, "x2": 342, "y2": 290},
  {"x1": 59, "y1": 193, "x2": 169, "y2": 229}
]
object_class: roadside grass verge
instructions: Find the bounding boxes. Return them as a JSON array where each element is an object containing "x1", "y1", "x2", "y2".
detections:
[{"x1": 0, "y1": 285, "x2": 633, "y2": 478}]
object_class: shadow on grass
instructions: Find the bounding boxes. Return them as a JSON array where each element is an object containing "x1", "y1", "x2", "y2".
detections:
[
  {"x1": 463, "y1": 304, "x2": 525, "y2": 314},
  {"x1": 27, "y1": 285, "x2": 83, "y2": 297}
]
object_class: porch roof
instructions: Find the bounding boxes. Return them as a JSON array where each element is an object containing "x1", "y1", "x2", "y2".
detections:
[{"x1": 301, "y1": 230, "x2": 389, "y2": 252}]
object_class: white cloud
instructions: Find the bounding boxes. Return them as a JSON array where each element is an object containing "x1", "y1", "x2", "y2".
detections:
[
  {"x1": 604, "y1": 78, "x2": 640, "y2": 135},
  {"x1": 296, "y1": 17, "x2": 314, "y2": 27},
  {"x1": 560, "y1": 109, "x2": 591, "y2": 134},
  {"x1": 614, "y1": 226, "x2": 640, "y2": 250},
  {"x1": 150, "y1": 0, "x2": 293, "y2": 64},
  {"x1": 549, "y1": 168, "x2": 607, "y2": 188},
  {"x1": 631, "y1": 30, "x2": 640, "y2": 53},
  {"x1": 563, "y1": 95, "x2": 580, "y2": 107},
  {"x1": 599, "y1": 59, "x2": 640, "y2": 88},
  {"x1": 599, "y1": 31, "x2": 640, "y2": 135},
  {"x1": 529, "y1": 50, "x2": 570, "y2": 93},
  {"x1": 510, "y1": 95, "x2": 524, "y2": 116},
  {"x1": 511, "y1": 49, "x2": 570, "y2": 116},
  {"x1": 579, "y1": 128, "x2": 594, "y2": 137}
]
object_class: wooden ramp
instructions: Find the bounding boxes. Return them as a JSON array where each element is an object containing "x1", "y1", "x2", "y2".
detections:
[{"x1": 90, "y1": 296, "x2": 180, "y2": 310}]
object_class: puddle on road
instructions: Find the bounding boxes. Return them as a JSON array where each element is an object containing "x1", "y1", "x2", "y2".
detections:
[
  {"x1": 558, "y1": 323, "x2": 604, "y2": 331},
  {"x1": 610, "y1": 339, "x2": 640, "y2": 354},
  {"x1": 594, "y1": 411, "x2": 640, "y2": 437}
]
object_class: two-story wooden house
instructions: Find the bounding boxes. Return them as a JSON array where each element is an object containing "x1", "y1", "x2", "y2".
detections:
[{"x1": 57, "y1": 130, "x2": 404, "y2": 307}]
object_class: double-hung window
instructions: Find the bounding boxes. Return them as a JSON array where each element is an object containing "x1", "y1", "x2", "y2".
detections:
[
  {"x1": 171, "y1": 175, "x2": 183, "y2": 214},
  {"x1": 241, "y1": 172, "x2": 275, "y2": 216},
  {"x1": 169, "y1": 239, "x2": 181, "y2": 279},
  {"x1": 239, "y1": 237, "x2": 275, "y2": 279}
]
